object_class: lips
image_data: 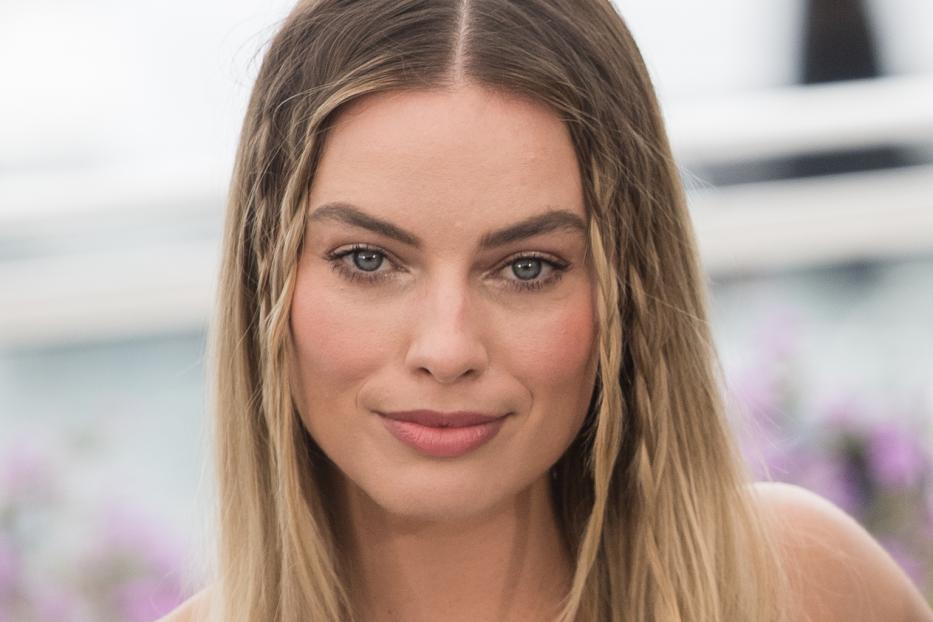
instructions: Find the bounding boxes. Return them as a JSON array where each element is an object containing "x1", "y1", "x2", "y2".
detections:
[
  {"x1": 378, "y1": 410, "x2": 507, "y2": 428},
  {"x1": 379, "y1": 411, "x2": 509, "y2": 458}
]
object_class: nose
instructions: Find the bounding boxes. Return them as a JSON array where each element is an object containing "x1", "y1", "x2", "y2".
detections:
[{"x1": 404, "y1": 275, "x2": 489, "y2": 384}]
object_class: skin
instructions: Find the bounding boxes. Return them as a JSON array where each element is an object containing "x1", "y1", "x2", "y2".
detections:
[
  {"x1": 289, "y1": 83, "x2": 598, "y2": 621},
  {"x1": 752, "y1": 482, "x2": 933, "y2": 622},
  {"x1": 161, "y1": 483, "x2": 933, "y2": 622},
  {"x1": 159, "y1": 84, "x2": 933, "y2": 622}
]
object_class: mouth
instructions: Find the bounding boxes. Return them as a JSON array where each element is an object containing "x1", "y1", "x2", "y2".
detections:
[
  {"x1": 378, "y1": 412, "x2": 509, "y2": 458},
  {"x1": 378, "y1": 410, "x2": 509, "y2": 428}
]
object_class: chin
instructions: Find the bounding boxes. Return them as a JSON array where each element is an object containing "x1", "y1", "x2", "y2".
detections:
[{"x1": 360, "y1": 477, "x2": 509, "y2": 526}]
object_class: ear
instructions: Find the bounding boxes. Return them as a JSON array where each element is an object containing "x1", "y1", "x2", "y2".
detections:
[{"x1": 751, "y1": 481, "x2": 933, "y2": 622}]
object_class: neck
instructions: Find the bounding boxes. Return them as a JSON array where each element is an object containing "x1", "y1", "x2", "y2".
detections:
[{"x1": 332, "y1": 471, "x2": 573, "y2": 622}]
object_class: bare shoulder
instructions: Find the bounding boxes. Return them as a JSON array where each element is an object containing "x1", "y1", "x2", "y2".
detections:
[
  {"x1": 155, "y1": 586, "x2": 213, "y2": 622},
  {"x1": 751, "y1": 481, "x2": 933, "y2": 622}
]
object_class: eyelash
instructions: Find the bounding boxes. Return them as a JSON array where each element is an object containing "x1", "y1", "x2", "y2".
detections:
[{"x1": 325, "y1": 244, "x2": 570, "y2": 293}]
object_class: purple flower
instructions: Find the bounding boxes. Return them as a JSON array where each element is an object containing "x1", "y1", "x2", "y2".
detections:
[
  {"x1": 733, "y1": 365, "x2": 780, "y2": 410},
  {"x1": 755, "y1": 305, "x2": 802, "y2": 363},
  {"x1": 0, "y1": 441, "x2": 57, "y2": 502},
  {"x1": 920, "y1": 481, "x2": 933, "y2": 540},
  {"x1": 27, "y1": 583, "x2": 84, "y2": 622},
  {"x1": 115, "y1": 575, "x2": 186, "y2": 622},
  {"x1": 0, "y1": 535, "x2": 19, "y2": 599},
  {"x1": 87, "y1": 500, "x2": 185, "y2": 575},
  {"x1": 866, "y1": 421, "x2": 928, "y2": 490},
  {"x1": 762, "y1": 439, "x2": 810, "y2": 482},
  {"x1": 795, "y1": 453, "x2": 864, "y2": 518},
  {"x1": 74, "y1": 500, "x2": 188, "y2": 621},
  {"x1": 879, "y1": 537, "x2": 927, "y2": 589},
  {"x1": 731, "y1": 367, "x2": 785, "y2": 463},
  {"x1": 818, "y1": 392, "x2": 869, "y2": 433}
]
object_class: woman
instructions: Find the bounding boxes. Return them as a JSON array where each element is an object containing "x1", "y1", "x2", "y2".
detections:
[{"x1": 161, "y1": 1, "x2": 933, "y2": 620}]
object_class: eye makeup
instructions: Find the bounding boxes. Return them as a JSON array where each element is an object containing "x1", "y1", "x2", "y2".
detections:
[{"x1": 324, "y1": 243, "x2": 571, "y2": 293}]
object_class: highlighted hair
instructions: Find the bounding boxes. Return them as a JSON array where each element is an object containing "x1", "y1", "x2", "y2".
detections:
[{"x1": 199, "y1": 1, "x2": 792, "y2": 620}]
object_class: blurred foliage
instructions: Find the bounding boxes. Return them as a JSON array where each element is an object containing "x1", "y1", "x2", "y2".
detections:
[
  {"x1": 729, "y1": 306, "x2": 933, "y2": 604},
  {"x1": 0, "y1": 436, "x2": 187, "y2": 622},
  {"x1": 1, "y1": 303, "x2": 930, "y2": 617}
]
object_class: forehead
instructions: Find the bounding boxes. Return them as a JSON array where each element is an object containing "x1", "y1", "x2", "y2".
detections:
[{"x1": 306, "y1": 85, "x2": 586, "y2": 239}]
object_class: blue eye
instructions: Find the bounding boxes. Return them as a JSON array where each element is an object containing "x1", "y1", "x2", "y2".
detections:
[
  {"x1": 326, "y1": 245, "x2": 395, "y2": 285},
  {"x1": 500, "y1": 255, "x2": 567, "y2": 292},
  {"x1": 344, "y1": 247, "x2": 386, "y2": 274},
  {"x1": 511, "y1": 257, "x2": 539, "y2": 279},
  {"x1": 325, "y1": 244, "x2": 569, "y2": 292}
]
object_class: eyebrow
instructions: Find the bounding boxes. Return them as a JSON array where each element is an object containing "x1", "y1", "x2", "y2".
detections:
[{"x1": 307, "y1": 201, "x2": 587, "y2": 251}]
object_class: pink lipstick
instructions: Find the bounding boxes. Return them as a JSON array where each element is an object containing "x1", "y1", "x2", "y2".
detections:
[{"x1": 378, "y1": 410, "x2": 509, "y2": 458}]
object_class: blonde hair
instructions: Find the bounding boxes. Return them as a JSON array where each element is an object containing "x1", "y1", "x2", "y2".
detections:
[{"x1": 203, "y1": 1, "x2": 792, "y2": 620}]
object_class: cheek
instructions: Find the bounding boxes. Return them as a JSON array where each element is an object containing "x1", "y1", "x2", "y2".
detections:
[
  {"x1": 502, "y1": 289, "x2": 597, "y2": 473},
  {"x1": 289, "y1": 268, "x2": 390, "y2": 408},
  {"x1": 512, "y1": 293, "x2": 596, "y2": 387}
]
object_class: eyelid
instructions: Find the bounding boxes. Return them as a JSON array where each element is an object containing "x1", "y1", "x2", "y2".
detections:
[
  {"x1": 327, "y1": 243, "x2": 568, "y2": 274},
  {"x1": 496, "y1": 254, "x2": 568, "y2": 293},
  {"x1": 326, "y1": 242, "x2": 402, "y2": 262},
  {"x1": 327, "y1": 247, "x2": 569, "y2": 294},
  {"x1": 497, "y1": 250, "x2": 569, "y2": 270}
]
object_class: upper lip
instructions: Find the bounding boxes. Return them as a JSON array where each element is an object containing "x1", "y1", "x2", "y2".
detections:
[{"x1": 379, "y1": 410, "x2": 508, "y2": 427}]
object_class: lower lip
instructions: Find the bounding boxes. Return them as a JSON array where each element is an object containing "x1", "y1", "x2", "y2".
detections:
[{"x1": 380, "y1": 415, "x2": 508, "y2": 458}]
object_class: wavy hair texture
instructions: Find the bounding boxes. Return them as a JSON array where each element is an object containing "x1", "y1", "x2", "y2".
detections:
[{"x1": 202, "y1": 1, "x2": 793, "y2": 620}]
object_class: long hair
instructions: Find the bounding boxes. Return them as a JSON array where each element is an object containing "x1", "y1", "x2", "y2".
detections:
[{"x1": 205, "y1": 1, "x2": 791, "y2": 620}]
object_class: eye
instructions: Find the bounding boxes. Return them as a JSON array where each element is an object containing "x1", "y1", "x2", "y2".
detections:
[
  {"x1": 496, "y1": 252, "x2": 570, "y2": 292},
  {"x1": 325, "y1": 244, "x2": 398, "y2": 285},
  {"x1": 325, "y1": 245, "x2": 571, "y2": 293}
]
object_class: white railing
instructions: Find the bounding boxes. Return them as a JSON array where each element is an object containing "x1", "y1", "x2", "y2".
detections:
[
  {"x1": 690, "y1": 163, "x2": 933, "y2": 275},
  {"x1": 665, "y1": 74, "x2": 933, "y2": 164}
]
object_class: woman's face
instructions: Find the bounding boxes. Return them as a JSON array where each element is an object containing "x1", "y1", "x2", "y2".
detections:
[{"x1": 290, "y1": 83, "x2": 598, "y2": 523}]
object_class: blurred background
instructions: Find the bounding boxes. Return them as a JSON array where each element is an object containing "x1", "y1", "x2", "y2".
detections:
[{"x1": 1, "y1": 0, "x2": 931, "y2": 619}]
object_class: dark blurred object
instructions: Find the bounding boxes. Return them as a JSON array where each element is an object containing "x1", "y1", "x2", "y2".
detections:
[
  {"x1": 688, "y1": 0, "x2": 929, "y2": 187},
  {"x1": 789, "y1": 0, "x2": 912, "y2": 179},
  {"x1": 802, "y1": 0, "x2": 880, "y2": 83}
]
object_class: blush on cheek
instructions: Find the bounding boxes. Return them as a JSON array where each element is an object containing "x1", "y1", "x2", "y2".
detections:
[
  {"x1": 530, "y1": 301, "x2": 596, "y2": 379},
  {"x1": 290, "y1": 272, "x2": 397, "y2": 393},
  {"x1": 292, "y1": 296, "x2": 360, "y2": 378}
]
